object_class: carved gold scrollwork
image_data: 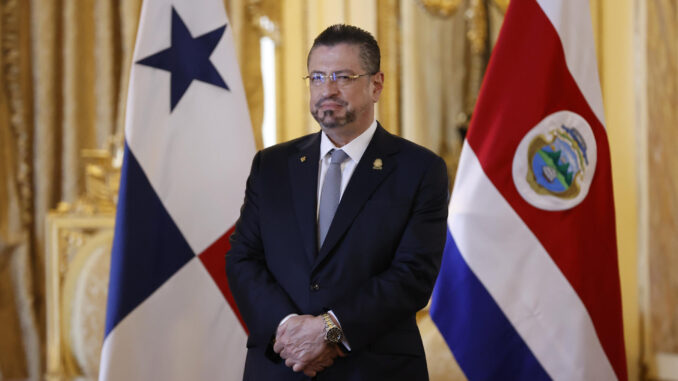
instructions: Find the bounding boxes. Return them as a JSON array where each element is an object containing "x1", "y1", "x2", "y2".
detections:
[
  {"x1": 246, "y1": 0, "x2": 280, "y2": 44},
  {"x1": 464, "y1": 0, "x2": 489, "y2": 118},
  {"x1": 416, "y1": 0, "x2": 508, "y2": 18},
  {"x1": 416, "y1": 0, "x2": 463, "y2": 18},
  {"x1": 466, "y1": 0, "x2": 488, "y2": 55},
  {"x1": 54, "y1": 134, "x2": 123, "y2": 216}
]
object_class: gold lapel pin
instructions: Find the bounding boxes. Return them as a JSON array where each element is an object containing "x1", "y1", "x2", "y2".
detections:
[
  {"x1": 373, "y1": 158, "x2": 383, "y2": 170},
  {"x1": 300, "y1": 156, "x2": 307, "y2": 163}
]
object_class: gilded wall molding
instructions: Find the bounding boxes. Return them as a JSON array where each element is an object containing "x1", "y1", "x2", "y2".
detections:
[
  {"x1": 415, "y1": 0, "x2": 462, "y2": 18},
  {"x1": 416, "y1": 0, "x2": 508, "y2": 18}
]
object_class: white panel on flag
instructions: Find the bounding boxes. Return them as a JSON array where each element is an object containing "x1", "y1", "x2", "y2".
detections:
[
  {"x1": 536, "y1": 0, "x2": 605, "y2": 125},
  {"x1": 99, "y1": 258, "x2": 247, "y2": 381}
]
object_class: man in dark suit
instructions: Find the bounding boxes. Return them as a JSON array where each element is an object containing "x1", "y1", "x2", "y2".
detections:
[{"x1": 226, "y1": 24, "x2": 449, "y2": 380}]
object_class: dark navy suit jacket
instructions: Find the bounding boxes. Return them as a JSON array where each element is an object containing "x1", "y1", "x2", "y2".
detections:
[{"x1": 226, "y1": 124, "x2": 449, "y2": 380}]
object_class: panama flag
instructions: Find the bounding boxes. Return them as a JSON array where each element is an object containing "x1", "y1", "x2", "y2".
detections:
[
  {"x1": 99, "y1": 0, "x2": 254, "y2": 379},
  {"x1": 430, "y1": 0, "x2": 627, "y2": 380}
]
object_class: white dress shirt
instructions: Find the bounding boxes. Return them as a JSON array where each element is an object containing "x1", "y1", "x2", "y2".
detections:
[{"x1": 316, "y1": 119, "x2": 378, "y2": 216}]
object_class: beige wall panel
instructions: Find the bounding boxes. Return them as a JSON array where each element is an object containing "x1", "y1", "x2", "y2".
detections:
[
  {"x1": 346, "y1": 0, "x2": 376, "y2": 36},
  {"x1": 307, "y1": 0, "x2": 345, "y2": 39},
  {"x1": 641, "y1": 1, "x2": 678, "y2": 378},
  {"x1": 647, "y1": 0, "x2": 678, "y2": 357}
]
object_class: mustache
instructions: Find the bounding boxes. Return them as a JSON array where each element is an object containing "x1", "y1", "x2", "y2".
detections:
[{"x1": 315, "y1": 97, "x2": 347, "y2": 108}]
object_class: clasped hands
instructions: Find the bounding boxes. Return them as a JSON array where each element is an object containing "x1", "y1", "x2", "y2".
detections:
[{"x1": 273, "y1": 315, "x2": 346, "y2": 377}]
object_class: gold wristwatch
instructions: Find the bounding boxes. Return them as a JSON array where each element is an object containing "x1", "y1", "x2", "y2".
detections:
[{"x1": 321, "y1": 313, "x2": 343, "y2": 343}]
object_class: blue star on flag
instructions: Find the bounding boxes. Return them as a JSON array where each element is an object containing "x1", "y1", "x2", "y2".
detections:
[{"x1": 136, "y1": 7, "x2": 229, "y2": 111}]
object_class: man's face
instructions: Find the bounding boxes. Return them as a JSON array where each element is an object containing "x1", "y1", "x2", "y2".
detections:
[{"x1": 307, "y1": 43, "x2": 382, "y2": 131}]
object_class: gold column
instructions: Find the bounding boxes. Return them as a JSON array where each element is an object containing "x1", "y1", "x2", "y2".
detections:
[
  {"x1": 62, "y1": 0, "x2": 96, "y2": 202},
  {"x1": 599, "y1": 0, "x2": 640, "y2": 379},
  {"x1": 279, "y1": 0, "x2": 308, "y2": 142},
  {"x1": 225, "y1": 0, "x2": 264, "y2": 150},
  {"x1": 376, "y1": 0, "x2": 400, "y2": 135},
  {"x1": 115, "y1": 0, "x2": 143, "y2": 139},
  {"x1": 93, "y1": 0, "x2": 119, "y2": 146}
]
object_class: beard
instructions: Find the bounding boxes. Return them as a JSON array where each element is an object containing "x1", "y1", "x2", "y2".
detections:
[{"x1": 311, "y1": 98, "x2": 356, "y2": 129}]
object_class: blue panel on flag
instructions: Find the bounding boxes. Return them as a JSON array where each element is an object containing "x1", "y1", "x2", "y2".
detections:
[
  {"x1": 430, "y1": 231, "x2": 551, "y2": 381},
  {"x1": 104, "y1": 144, "x2": 195, "y2": 335}
]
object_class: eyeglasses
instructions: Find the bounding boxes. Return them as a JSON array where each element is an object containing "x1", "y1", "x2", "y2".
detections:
[{"x1": 303, "y1": 72, "x2": 374, "y2": 87}]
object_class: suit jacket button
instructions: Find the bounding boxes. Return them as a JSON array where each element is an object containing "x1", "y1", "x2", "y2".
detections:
[{"x1": 310, "y1": 283, "x2": 320, "y2": 291}]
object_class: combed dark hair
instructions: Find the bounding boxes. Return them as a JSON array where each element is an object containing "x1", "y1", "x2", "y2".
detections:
[{"x1": 307, "y1": 24, "x2": 380, "y2": 74}]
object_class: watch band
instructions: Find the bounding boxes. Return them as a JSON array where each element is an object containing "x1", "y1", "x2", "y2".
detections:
[{"x1": 321, "y1": 313, "x2": 343, "y2": 343}]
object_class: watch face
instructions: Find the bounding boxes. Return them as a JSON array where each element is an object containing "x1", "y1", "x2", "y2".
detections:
[{"x1": 327, "y1": 327, "x2": 342, "y2": 343}]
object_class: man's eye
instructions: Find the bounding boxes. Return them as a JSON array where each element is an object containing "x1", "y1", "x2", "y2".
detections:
[
  {"x1": 310, "y1": 75, "x2": 324, "y2": 83},
  {"x1": 336, "y1": 75, "x2": 351, "y2": 83}
]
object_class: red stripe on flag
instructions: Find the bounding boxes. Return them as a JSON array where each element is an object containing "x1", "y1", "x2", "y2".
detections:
[
  {"x1": 198, "y1": 226, "x2": 249, "y2": 334},
  {"x1": 466, "y1": 0, "x2": 627, "y2": 379}
]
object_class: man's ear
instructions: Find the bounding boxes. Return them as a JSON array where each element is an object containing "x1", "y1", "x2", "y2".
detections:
[{"x1": 371, "y1": 72, "x2": 384, "y2": 102}]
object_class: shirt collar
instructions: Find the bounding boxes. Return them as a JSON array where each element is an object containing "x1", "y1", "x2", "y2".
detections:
[{"x1": 319, "y1": 120, "x2": 378, "y2": 163}]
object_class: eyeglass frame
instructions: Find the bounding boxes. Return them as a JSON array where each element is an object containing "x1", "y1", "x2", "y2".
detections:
[{"x1": 303, "y1": 72, "x2": 376, "y2": 87}]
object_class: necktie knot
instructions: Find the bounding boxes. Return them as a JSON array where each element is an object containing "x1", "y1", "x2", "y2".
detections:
[{"x1": 330, "y1": 149, "x2": 349, "y2": 165}]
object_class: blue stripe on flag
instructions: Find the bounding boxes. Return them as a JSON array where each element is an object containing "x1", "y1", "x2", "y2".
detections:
[
  {"x1": 430, "y1": 229, "x2": 551, "y2": 381},
  {"x1": 104, "y1": 143, "x2": 195, "y2": 336}
]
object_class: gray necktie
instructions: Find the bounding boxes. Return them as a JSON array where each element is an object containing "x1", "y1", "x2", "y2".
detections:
[{"x1": 318, "y1": 149, "x2": 349, "y2": 248}]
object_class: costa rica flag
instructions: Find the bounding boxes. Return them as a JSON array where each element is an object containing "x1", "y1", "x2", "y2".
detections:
[{"x1": 430, "y1": 0, "x2": 628, "y2": 380}]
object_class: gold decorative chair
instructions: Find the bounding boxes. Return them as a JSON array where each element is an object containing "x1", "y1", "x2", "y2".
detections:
[{"x1": 45, "y1": 146, "x2": 120, "y2": 380}]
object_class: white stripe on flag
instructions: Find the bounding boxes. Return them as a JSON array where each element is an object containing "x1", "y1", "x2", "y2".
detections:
[
  {"x1": 99, "y1": 258, "x2": 247, "y2": 380},
  {"x1": 536, "y1": 0, "x2": 605, "y2": 125},
  {"x1": 449, "y1": 141, "x2": 617, "y2": 381}
]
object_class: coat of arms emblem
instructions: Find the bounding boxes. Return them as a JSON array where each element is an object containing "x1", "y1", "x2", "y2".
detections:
[
  {"x1": 512, "y1": 111, "x2": 598, "y2": 211},
  {"x1": 526, "y1": 125, "x2": 589, "y2": 199}
]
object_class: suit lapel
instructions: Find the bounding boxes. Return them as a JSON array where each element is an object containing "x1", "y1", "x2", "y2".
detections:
[
  {"x1": 288, "y1": 133, "x2": 321, "y2": 264},
  {"x1": 314, "y1": 125, "x2": 400, "y2": 268}
]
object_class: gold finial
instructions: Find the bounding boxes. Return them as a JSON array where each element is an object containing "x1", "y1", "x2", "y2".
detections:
[
  {"x1": 373, "y1": 158, "x2": 383, "y2": 170},
  {"x1": 300, "y1": 156, "x2": 307, "y2": 163}
]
